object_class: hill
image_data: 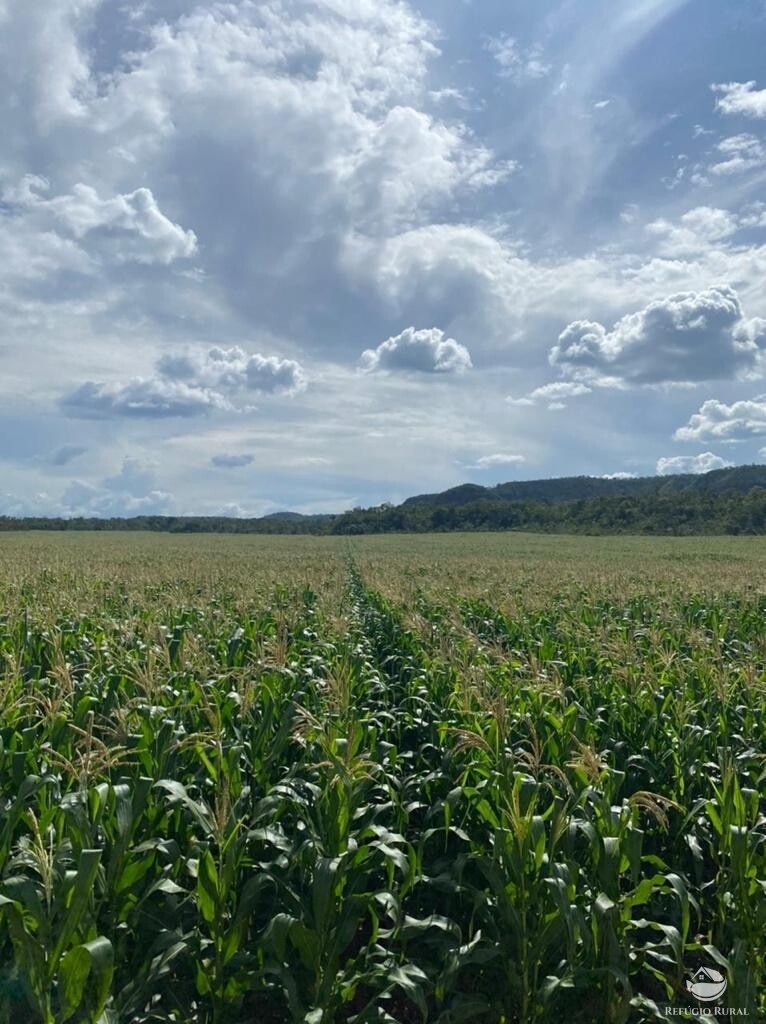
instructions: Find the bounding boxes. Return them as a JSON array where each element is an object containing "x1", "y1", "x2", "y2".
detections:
[{"x1": 403, "y1": 465, "x2": 766, "y2": 507}]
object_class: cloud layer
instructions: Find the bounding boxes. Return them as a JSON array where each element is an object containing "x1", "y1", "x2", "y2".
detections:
[{"x1": 1, "y1": 3, "x2": 766, "y2": 513}]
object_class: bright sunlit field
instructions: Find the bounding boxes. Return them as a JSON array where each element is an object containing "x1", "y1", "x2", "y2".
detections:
[{"x1": 0, "y1": 532, "x2": 764, "y2": 1023}]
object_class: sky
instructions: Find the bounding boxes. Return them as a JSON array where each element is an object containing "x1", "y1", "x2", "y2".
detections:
[{"x1": 2, "y1": 0, "x2": 766, "y2": 517}]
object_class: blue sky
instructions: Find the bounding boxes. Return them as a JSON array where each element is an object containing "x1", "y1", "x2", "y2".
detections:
[{"x1": 2, "y1": 0, "x2": 766, "y2": 516}]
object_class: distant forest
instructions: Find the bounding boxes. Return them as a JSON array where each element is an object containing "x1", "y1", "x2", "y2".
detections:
[{"x1": 3, "y1": 465, "x2": 766, "y2": 536}]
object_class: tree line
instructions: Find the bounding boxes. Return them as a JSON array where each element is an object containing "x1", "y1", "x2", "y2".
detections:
[{"x1": 2, "y1": 486, "x2": 766, "y2": 535}]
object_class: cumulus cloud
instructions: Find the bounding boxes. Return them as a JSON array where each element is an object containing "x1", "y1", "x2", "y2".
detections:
[
  {"x1": 551, "y1": 286, "x2": 766, "y2": 387},
  {"x1": 713, "y1": 81, "x2": 766, "y2": 119},
  {"x1": 600, "y1": 472, "x2": 637, "y2": 479},
  {"x1": 0, "y1": 492, "x2": 55, "y2": 517},
  {"x1": 0, "y1": 0, "x2": 517, "y2": 382},
  {"x1": 1, "y1": 458, "x2": 184, "y2": 519},
  {"x1": 60, "y1": 485, "x2": 174, "y2": 517},
  {"x1": 345, "y1": 218, "x2": 766, "y2": 364},
  {"x1": 508, "y1": 381, "x2": 592, "y2": 407},
  {"x1": 245, "y1": 355, "x2": 308, "y2": 395},
  {"x1": 360, "y1": 327, "x2": 472, "y2": 373},
  {"x1": 60, "y1": 458, "x2": 174, "y2": 517},
  {"x1": 63, "y1": 345, "x2": 308, "y2": 418},
  {"x1": 656, "y1": 452, "x2": 733, "y2": 475},
  {"x1": 211, "y1": 453, "x2": 254, "y2": 468},
  {"x1": 157, "y1": 346, "x2": 307, "y2": 395},
  {"x1": 344, "y1": 224, "x2": 521, "y2": 327},
  {"x1": 103, "y1": 458, "x2": 160, "y2": 497},
  {"x1": 156, "y1": 348, "x2": 246, "y2": 388},
  {"x1": 2, "y1": 177, "x2": 197, "y2": 265},
  {"x1": 341, "y1": 105, "x2": 511, "y2": 231},
  {"x1": 82, "y1": 0, "x2": 503, "y2": 295},
  {"x1": 710, "y1": 135, "x2": 766, "y2": 176},
  {"x1": 0, "y1": 0, "x2": 100, "y2": 133},
  {"x1": 646, "y1": 207, "x2": 739, "y2": 256},
  {"x1": 486, "y1": 35, "x2": 550, "y2": 82},
  {"x1": 674, "y1": 396, "x2": 766, "y2": 441},
  {"x1": 62, "y1": 378, "x2": 230, "y2": 419},
  {"x1": 471, "y1": 453, "x2": 525, "y2": 469}
]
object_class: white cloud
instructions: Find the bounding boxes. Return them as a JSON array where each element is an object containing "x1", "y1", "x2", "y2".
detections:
[
  {"x1": 551, "y1": 286, "x2": 766, "y2": 387},
  {"x1": 508, "y1": 381, "x2": 592, "y2": 407},
  {"x1": 158, "y1": 346, "x2": 307, "y2": 394},
  {"x1": 710, "y1": 135, "x2": 766, "y2": 176},
  {"x1": 620, "y1": 204, "x2": 640, "y2": 224},
  {"x1": 713, "y1": 81, "x2": 766, "y2": 119},
  {"x1": 156, "y1": 347, "x2": 249, "y2": 388},
  {"x1": 486, "y1": 35, "x2": 550, "y2": 82},
  {"x1": 62, "y1": 344, "x2": 309, "y2": 419},
  {"x1": 343, "y1": 223, "x2": 533, "y2": 339},
  {"x1": 61, "y1": 457, "x2": 174, "y2": 517},
  {"x1": 211, "y1": 453, "x2": 255, "y2": 468},
  {"x1": 740, "y1": 202, "x2": 766, "y2": 229},
  {"x1": 600, "y1": 472, "x2": 637, "y2": 479},
  {"x1": 339, "y1": 105, "x2": 511, "y2": 231},
  {"x1": 346, "y1": 217, "x2": 766, "y2": 364},
  {"x1": 245, "y1": 355, "x2": 308, "y2": 395},
  {"x1": 471, "y1": 453, "x2": 525, "y2": 469},
  {"x1": 89, "y1": 2, "x2": 503, "y2": 240},
  {"x1": 0, "y1": 0, "x2": 101, "y2": 132},
  {"x1": 360, "y1": 327, "x2": 472, "y2": 373},
  {"x1": 0, "y1": 207, "x2": 94, "y2": 282},
  {"x1": 62, "y1": 377, "x2": 230, "y2": 419},
  {"x1": 0, "y1": 0, "x2": 508, "y2": 376},
  {"x1": 2, "y1": 178, "x2": 197, "y2": 265},
  {"x1": 103, "y1": 457, "x2": 160, "y2": 496},
  {"x1": 674, "y1": 396, "x2": 766, "y2": 441},
  {"x1": 0, "y1": 491, "x2": 56, "y2": 517},
  {"x1": 646, "y1": 206, "x2": 739, "y2": 256},
  {"x1": 0, "y1": 457, "x2": 180, "y2": 518},
  {"x1": 662, "y1": 157, "x2": 689, "y2": 192},
  {"x1": 291, "y1": 455, "x2": 332, "y2": 468},
  {"x1": 656, "y1": 452, "x2": 733, "y2": 475}
]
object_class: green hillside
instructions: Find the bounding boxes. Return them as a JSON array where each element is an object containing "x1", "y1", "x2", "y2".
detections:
[{"x1": 404, "y1": 464, "x2": 766, "y2": 506}]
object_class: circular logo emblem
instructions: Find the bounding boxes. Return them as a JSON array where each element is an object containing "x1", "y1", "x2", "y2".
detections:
[{"x1": 687, "y1": 967, "x2": 727, "y2": 1003}]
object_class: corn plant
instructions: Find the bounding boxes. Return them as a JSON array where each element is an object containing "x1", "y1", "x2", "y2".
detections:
[{"x1": 0, "y1": 536, "x2": 764, "y2": 1022}]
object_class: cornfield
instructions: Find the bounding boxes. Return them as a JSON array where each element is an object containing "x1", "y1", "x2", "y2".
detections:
[{"x1": 0, "y1": 532, "x2": 764, "y2": 1023}]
